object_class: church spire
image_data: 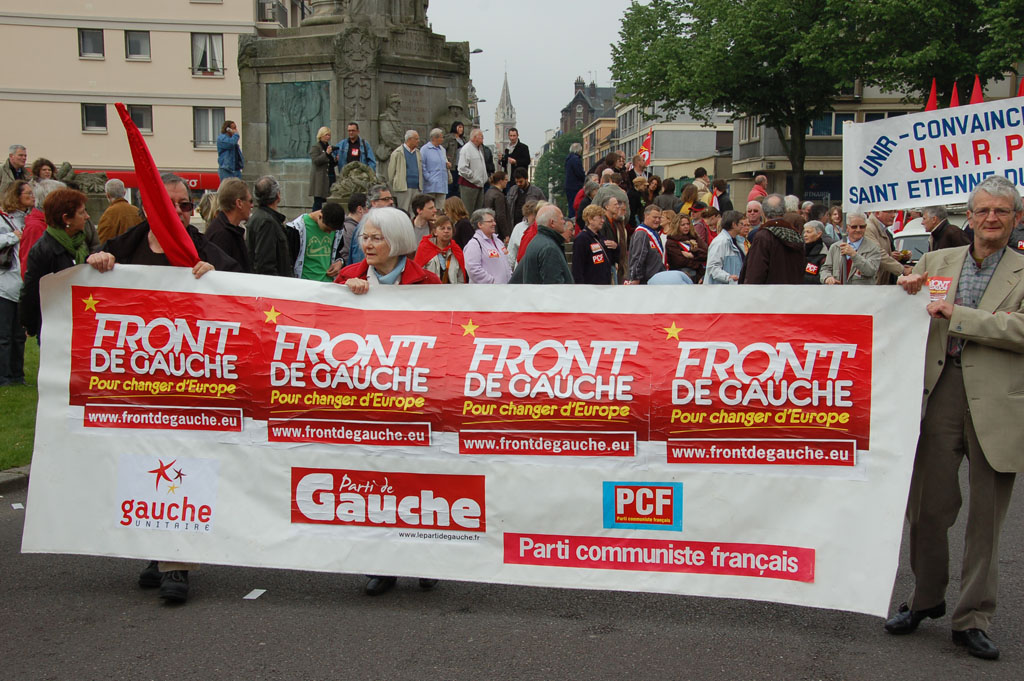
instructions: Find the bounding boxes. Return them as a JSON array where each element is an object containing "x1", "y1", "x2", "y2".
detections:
[{"x1": 494, "y1": 72, "x2": 517, "y2": 150}]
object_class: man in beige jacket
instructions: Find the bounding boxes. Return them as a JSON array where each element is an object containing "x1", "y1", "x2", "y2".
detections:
[
  {"x1": 865, "y1": 209, "x2": 910, "y2": 284},
  {"x1": 886, "y1": 176, "x2": 1024, "y2": 661}
]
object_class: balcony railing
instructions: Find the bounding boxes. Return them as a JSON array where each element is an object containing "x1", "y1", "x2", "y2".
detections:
[{"x1": 258, "y1": 0, "x2": 288, "y2": 26}]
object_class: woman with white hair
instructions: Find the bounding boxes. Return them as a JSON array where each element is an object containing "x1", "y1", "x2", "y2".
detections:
[
  {"x1": 333, "y1": 207, "x2": 440, "y2": 597},
  {"x1": 335, "y1": 206, "x2": 440, "y2": 294},
  {"x1": 803, "y1": 220, "x2": 828, "y2": 285},
  {"x1": 464, "y1": 208, "x2": 512, "y2": 284},
  {"x1": 309, "y1": 126, "x2": 336, "y2": 212}
]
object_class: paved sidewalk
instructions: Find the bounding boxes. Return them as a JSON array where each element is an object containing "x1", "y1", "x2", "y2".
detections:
[{"x1": 0, "y1": 465, "x2": 29, "y2": 493}]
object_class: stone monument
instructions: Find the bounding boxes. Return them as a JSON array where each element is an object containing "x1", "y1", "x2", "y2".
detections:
[{"x1": 238, "y1": 0, "x2": 471, "y2": 214}]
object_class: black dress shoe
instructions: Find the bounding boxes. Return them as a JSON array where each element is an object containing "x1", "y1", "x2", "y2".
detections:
[
  {"x1": 884, "y1": 601, "x2": 946, "y2": 634},
  {"x1": 364, "y1": 576, "x2": 397, "y2": 596},
  {"x1": 953, "y1": 628, "x2": 999, "y2": 660},
  {"x1": 418, "y1": 578, "x2": 438, "y2": 590}
]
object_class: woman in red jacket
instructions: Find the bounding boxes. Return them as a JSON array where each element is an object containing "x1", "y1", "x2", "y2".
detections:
[
  {"x1": 333, "y1": 206, "x2": 440, "y2": 596},
  {"x1": 335, "y1": 206, "x2": 441, "y2": 291}
]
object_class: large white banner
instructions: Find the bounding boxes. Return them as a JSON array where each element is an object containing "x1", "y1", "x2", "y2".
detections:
[
  {"x1": 23, "y1": 266, "x2": 931, "y2": 616},
  {"x1": 843, "y1": 96, "x2": 1024, "y2": 212}
]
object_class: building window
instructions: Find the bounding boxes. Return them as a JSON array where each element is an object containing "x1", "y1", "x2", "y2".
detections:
[
  {"x1": 808, "y1": 112, "x2": 856, "y2": 137},
  {"x1": 78, "y1": 29, "x2": 104, "y2": 58},
  {"x1": 125, "y1": 31, "x2": 150, "y2": 60},
  {"x1": 81, "y1": 104, "x2": 107, "y2": 132},
  {"x1": 576, "y1": 104, "x2": 583, "y2": 113},
  {"x1": 128, "y1": 105, "x2": 153, "y2": 133},
  {"x1": 834, "y1": 113, "x2": 855, "y2": 135},
  {"x1": 193, "y1": 106, "x2": 225, "y2": 147},
  {"x1": 191, "y1": 33, "x2": 224, "y2": 75},
  {"x1": 575, "y1": 119, "x2": 583, "y2": 128},
  {"x1": 740, "y1": 116, "x2": 761, "y2": 143}
]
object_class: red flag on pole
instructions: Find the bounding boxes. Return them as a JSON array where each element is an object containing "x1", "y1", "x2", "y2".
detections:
[
  {"x1": 638, "y1": 127, "x2": 653, "y2": 165},
  {"x1": 969, "y1": 74, "x2": 984, "y2": 104},
  {"x1": 924, "y1": 78, "x2": 938, "y2": 111},
  {"x1": 950, "y1": 81, "x2": 960, "y2": 107},
  {"x1": 891, "y1": 210, "x2": 906, "y2": 234},
  {"x1": 114, "y1": 102, "x2": 199, "y2": 268}
]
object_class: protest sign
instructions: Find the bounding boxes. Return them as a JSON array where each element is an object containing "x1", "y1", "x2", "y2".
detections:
[
  {"x1": 843, "y1": 96, "x2": 1024, "y2": 212},
  {"x1": 23, "y1": 266, "x2": 930, "y2": 616}
]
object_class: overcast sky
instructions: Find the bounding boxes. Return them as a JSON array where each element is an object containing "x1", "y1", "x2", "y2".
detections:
[{"x1": 427, "y1": 0, "x2": 631, "y2": 154}]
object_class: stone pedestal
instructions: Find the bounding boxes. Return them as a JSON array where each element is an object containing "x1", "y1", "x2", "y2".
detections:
[{"x1": 239, "y1": 5, "x2": 470, "y2": 216}]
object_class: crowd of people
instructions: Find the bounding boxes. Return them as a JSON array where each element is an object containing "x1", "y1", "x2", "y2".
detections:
[{"x1": 3, "y1": 129, "x2": 1024, "y2": 661}]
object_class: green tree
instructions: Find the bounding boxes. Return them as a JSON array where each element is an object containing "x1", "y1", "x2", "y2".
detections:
[
  {"x1": 611, "y1": 0, "x2": 873, "y2": 196},
  {"x1": 861, "y1": 0, "x2": 1024, "y2": 103},
  {"x1": 533, "y1": 130, "x2": 582, "y2": 212}
]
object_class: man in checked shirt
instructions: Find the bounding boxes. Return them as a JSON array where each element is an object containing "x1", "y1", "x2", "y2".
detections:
[{"x1": 887, "y1": 175, "x2": 1024, "y2": 661}]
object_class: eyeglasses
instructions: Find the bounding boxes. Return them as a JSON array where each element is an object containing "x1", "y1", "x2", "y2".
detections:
[
  {"x1": 174, "y1": 201, "x2": 194, "y2": 212},
  {"x1": 371, "y1": 196, "x2": 395, "y2": 205},
  {"x1": 359, "y1": 234, "x2": 387, "y2": 245},
  {"x1": 972, "y1": 207, "x2": 1014, "y2": 218}
]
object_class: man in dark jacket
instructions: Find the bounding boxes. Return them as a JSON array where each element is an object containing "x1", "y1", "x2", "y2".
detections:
[
  {"x1": 712, "y1": 179, "x2": 733, "y2": 213},
  {"x1": 95, "y1": 174, "x2": 241, "y2": 276},
  {"x1": 506, "y1": 168, "x2": 546, "y2": 228},
  {"x1": 499, "y1": 128, "x2": 530, "y2": 177},
  {"x1": 739, "y1": 194, "x2": 805, "y2": 284},
  {"x1": 204, "y1": 177, "x2": 252, "y2": 272},
  {"x1": 511, "y1": 205, "x2": 572, "y2": 284},
  {"x1": 564, "y1": 143, "x2": 585, "y2": 219},
  {"x1": 246, "y1": 175, "x2": 292, "y2": 276},
  {"x1": 922, "y1": 205, "x2": 970, "y2": 252}
]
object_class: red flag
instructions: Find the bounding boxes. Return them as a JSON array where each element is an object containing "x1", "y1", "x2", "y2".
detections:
[
  {"x1": 711, "y1": 188, "x2": 720, "y2": 211},
  {"x1": 950, "y1": 81, "x2": 960, "y2": 107},
  {"x1": 891, "y1": 210, "x2": 906, "y2": 234},
  {"x1": 969, "y1": 74, "x2": 984, "y2": 104},
  {"x1": 114, "y1": 102, "x2": 198, "y2": 267},
  {"x1": 1018, "y1": 78, "x2": 1024, "y2": 98},
  {"x1": 924, "y1": 78, "x2": 938, "y2": 111},
  {"x1": 638, "y1": 127, "x2": 653, "y2": 165}
]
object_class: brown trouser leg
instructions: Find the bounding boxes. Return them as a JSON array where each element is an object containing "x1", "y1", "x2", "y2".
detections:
[{"x1": 906, "y1": 363, "x2": 1015, "y2": 631}]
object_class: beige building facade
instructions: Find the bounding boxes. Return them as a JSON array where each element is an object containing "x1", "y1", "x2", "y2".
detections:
[{"x1": 0, "y1": 1, "x2": 307, "y2": 190}]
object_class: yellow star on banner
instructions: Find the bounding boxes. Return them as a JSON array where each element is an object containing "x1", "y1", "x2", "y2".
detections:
[
  {"x1": 664, "y1": 322, "x2": 683, "y2": 340},
  {"x1": 82, "y1": 294, "x2": 98, "y2": 312},
  {"x1": 166, "y1": 484, "x2": 179, "y2": 494},
  {"x1": 264, "y1": 306, "x2": 281, "y2": 324},
  {"x1": 461, "y1": 319, "x2": 479, "y2": 337}
]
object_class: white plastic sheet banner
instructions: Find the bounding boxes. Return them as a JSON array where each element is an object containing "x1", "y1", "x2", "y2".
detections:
[
  {"x1": 843, "y1": 95, "x2": 1024, "y2": 213},
  {"x1": 22, "y1": 266, "x2": 931, "y2": 616}
]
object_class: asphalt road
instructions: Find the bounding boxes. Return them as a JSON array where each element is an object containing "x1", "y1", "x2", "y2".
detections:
[{"x1": 2, "y1": 471, "x2": 1022, "y2": 681}]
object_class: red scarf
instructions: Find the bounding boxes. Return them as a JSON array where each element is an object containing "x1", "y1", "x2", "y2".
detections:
[{"x1": 413, "y1": 234, "x2": 467, "y2": 282}]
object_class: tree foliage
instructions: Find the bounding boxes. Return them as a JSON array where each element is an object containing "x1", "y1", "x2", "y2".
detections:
[
  {"x1": 610, "y1": 0, "x2": 1024, "y2": 196},
  {"x1": 532, "y1": 130, "x2": 582, "y2": 212},
  {"x1": 861, "y1": 0, "x2": 1024, "y2": 102}
]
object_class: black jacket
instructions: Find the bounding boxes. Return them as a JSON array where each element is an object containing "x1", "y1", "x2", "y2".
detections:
[
  {"x1": 204, "y1": 211, "x2": 252, "y2": 273},
  {"x1": 1010, "y1": 224, "x2": 1024, "y2": 253},
  {"x1": 246, "y1": 206, "x2": 292, "y2": 277},
  {"x1": 803, "y1": 239, "x2": 827, "y2": 285},
  {"x1": 572, "y1": 228, "x2": 613, "y2": 285},
  {"x1": 501, "y1": 142, "x2": 531, "y2": 175},
  {"x1": 21, "y1": 231, "x2": 77, "y2": 337},
  {"x1": 929, "y1": 220, "x2": 971, "y2": 252},
  {"x1": 102, "y1": 220, "x2": 242, "y2": 272}
]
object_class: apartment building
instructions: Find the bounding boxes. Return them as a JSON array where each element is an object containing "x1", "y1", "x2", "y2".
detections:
[{"x1": 0, "y1": 1, "x2": 308, "y2": 191}]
